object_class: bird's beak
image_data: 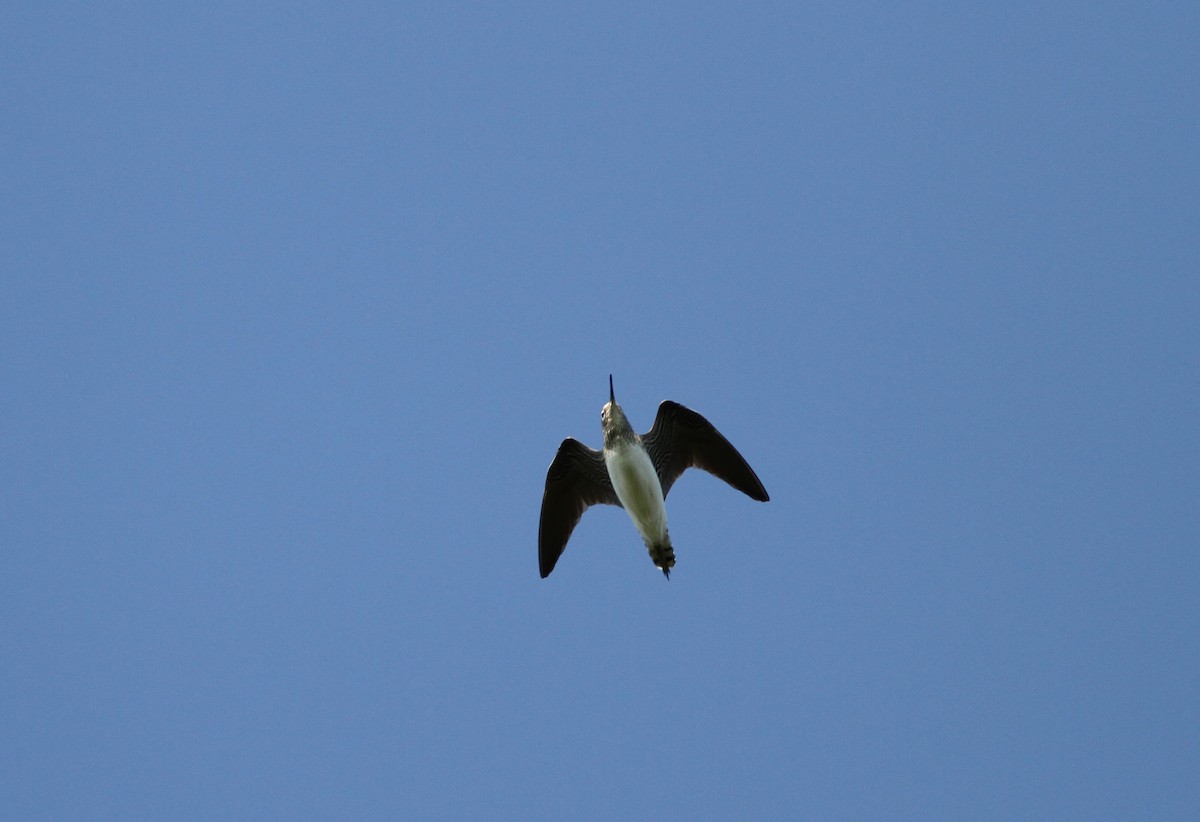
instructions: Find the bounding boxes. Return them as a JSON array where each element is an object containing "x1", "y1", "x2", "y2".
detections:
[{"x1": 609, "y1": 374, "x2": 615, "y2": 404}]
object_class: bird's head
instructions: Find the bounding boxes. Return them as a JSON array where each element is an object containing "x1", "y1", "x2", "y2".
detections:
[{"x1": 601, "y1": 374, "x2": 632, "y2": 445}]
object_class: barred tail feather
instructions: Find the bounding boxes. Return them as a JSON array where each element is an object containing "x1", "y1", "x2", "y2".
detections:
[{"x1": 649, "y1": 542, "x2": 675, "y2": 579}]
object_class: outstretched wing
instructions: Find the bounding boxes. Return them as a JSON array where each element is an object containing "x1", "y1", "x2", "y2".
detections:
[
  {"x1": 538, "y1": 438, "x2": 621, "y2": 578},
  {"x1": 641, "y1": 401, "x2": 770, "y2": 502}
]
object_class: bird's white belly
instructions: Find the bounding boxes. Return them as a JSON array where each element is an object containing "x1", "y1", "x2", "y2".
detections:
[{"x1": 606, "y1": 443, "x2": 668, "y2": 545}]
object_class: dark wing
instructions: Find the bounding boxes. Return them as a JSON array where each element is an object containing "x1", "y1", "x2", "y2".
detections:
[
  {"x1": 641, "y1": 401, "x2": 770, "y2": 502},
  {"x1": 538, "y1": 438, "x2": 621, "y2": 578}
]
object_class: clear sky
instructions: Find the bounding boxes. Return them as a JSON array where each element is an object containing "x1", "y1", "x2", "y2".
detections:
[{"x1": 3, "y1": 3, "x2": 1197, "y2": 819}]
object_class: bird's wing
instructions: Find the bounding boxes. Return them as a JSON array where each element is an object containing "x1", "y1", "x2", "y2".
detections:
[
  {"x1": 538, "y1": 438, "x2": 621, "y2": 578},
  {"x1": 641, "y1": 401, "x2": 770, "y2": 502}
]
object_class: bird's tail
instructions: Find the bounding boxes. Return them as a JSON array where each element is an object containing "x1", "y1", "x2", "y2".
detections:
[{"x1": 649, "y1": 540, "x2": 675, "y2": 579}]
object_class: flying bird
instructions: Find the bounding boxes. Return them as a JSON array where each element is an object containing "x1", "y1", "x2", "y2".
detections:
[{"x1": 538, "y1": 376, "x2": 769, "y2": 578}]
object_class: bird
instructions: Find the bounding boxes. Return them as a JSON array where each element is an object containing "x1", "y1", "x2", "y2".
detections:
[{"x1": 538, "y1": 375, "x2": 769, "y2": 578}]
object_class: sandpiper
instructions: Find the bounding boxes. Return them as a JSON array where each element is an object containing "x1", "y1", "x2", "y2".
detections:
[{"x1": 538, "y1": 375, "x2": 769, "y2": 578}]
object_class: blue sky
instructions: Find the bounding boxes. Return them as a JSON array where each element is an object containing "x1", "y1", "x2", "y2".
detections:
[{"x1": 3, "y1": 3, "x2": 1197, "y2": 819}]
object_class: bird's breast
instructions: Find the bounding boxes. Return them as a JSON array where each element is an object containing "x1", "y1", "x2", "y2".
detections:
[{"x1": 605, "y1": 442, "x2": 667, "y2": 540}]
